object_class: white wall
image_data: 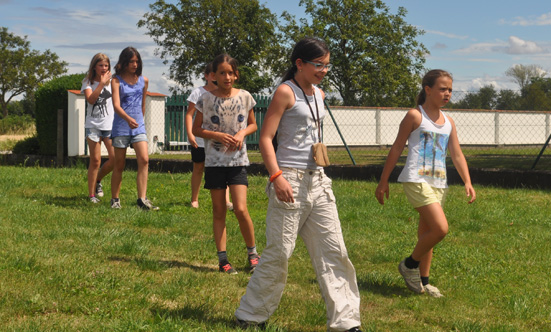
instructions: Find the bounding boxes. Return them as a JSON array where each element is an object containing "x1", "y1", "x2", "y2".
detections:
[{"x1": 67, "y1": 90, "x2": 166, "y2": 157}]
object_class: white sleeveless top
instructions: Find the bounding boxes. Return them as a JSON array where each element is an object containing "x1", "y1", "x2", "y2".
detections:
[
  {"x1": 275, "y1": 80, "x2": 325, "y2": 170},
  {"x1": 397, "y1": 106, "x2": 452, "y2": 188}
]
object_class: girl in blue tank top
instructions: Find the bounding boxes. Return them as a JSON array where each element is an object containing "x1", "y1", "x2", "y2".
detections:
[{"x1": 110, "y1": 47, "x2": 158, "y2": 211}]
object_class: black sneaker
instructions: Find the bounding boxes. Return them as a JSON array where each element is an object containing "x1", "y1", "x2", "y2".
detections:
[
  {"x1": 346, "y1": 327, "x2": 363, "y2": 332},
  {"x1": 219, "y1": 262, "x2": 238, "y2": 275},
  {"x1": 248, "y1": 253, "x2": 260, "y2": 274},
  {"x1": 137, "y1": 198, "x2": 159, "y2": 211},
  {"x1": 111, "y1": 198, "x2": 121, "y2": 209},
  {"x1": 95, "y1": 182, "x2": 104, "y2": 197},
  {"x1": 235, "y1": 317, "x2": 266, "y2": 330}
]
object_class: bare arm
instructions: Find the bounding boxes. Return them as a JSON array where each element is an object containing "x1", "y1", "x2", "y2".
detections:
[
  {"x1": 375, "y1": 109, "x2": 421, "y2": 205},
  {"x1": 447, "y1": 116, "x2": 476, "y2": 203},
  {"x1": 192, "y1": 110, "x2": 237, "y2": 147},
  {"x1": 259, "y1": 84, "x2": 295, "y2": 202},
  {"x1": 83, "y1": 71, "x2": 111, "y2": 105},
  {"x1": 185, "y1": 102, "x2": 198, "y2": 148},
  {"x1": 232, "y1": 108, "x2": 257, "y2": 151},
  {"x1": 141, "y1": 76, "x2": 149, "y2": 117}
]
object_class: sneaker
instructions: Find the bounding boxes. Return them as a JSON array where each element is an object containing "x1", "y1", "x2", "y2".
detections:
[
  {"x1": 219, "y1": 262, "x2": 238, "y2": 275},
  {"x1": 137, "y1": 198, "x2": 159, "y2": 211},
  {"x1": 95, "y1": 182, "x2": 104, "y2": 197},
  {"x1": 90, "y1": 196, "x2": 100, "y2": 204},
  {"x1": 398, "y1": 258, "x2": 424, "y2": 294},
  {"x1": 424, "y1": 284, "x2": 443, "y2": 298},
  {"x1": 346, "y1": 328, "x2": 363, "y2": 332},
  {"x1": 248, "y1": 253, "x2": 260, "y2": 274},
  {"x1": 111, "y1": 198, "x2": 121, "y2": 209},
  {"x1": 235, "y1": 317, "x2": 266, "y2": 329}
]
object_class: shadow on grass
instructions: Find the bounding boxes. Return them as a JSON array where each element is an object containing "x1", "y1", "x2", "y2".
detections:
[
  {"x1": 150, "y1": 302, "x2": 231, "y2": 328},
  {"x1": 108, "y1": 256, "x2": 217, "y2": 273},
  {"x1": 41, "y1": 195, "x2": 85, "y2": 208},
  {"x1": 356, "y1": 276, "x2": 412, "y2": 297}
]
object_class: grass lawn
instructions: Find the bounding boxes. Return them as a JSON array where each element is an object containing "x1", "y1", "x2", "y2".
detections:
[{"x1": 0, "y1": 165, "x2": 550, "y2": 331}]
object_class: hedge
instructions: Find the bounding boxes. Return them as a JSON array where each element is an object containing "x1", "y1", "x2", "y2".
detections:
[{"x1": 35, "y1": 73, "x2": 85, "y2": 155}]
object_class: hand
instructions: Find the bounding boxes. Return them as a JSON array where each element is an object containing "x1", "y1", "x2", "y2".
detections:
[
  {"x1": 188, "y1": 134, "x2": 198, "y2": 148},
  {"x1": 273, "y1": 175, "x2": 294, "y2": 203},
  {"x1": 127, "y1": 117, "x2": 139, "y2": 129},
  {"x1": 217, "y1": 133, "x2": 238, "y2": 150},
  {"x1": 375, "y1": 181, "x2": 389, "y2": 205},
  {"x1": 465, "y1": 183, "x2": 476, "y2": 204},
  {"x1": 100, "y1": 71, "x2": 112, "y2": 86},
  {"x1": 231, "y1": 132, "x2": 246, "y2": 151}
]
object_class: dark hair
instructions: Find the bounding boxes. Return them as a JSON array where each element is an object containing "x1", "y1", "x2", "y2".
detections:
[
  {"x1": 416, "y1": 69, "x2": 453, "y2": 106},
  {"x1": 281, "y1": 37, "x2": 330, "y2": 83},
  {"x1": 204, "y1": 62, "x2": 213, "y2": 76},
  {"x1": 211, "y1": 53, "x2": 239, "y2": 80},
  {"x1": 114, "y1": 46, "x2": 142, "y2": 76}
]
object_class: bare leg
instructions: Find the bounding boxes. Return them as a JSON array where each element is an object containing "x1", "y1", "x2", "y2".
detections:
[
  {"x1": 229, "y1": 184, "x2": 255, "y2": 248},
  {"x1": 411, "y1": 203, "x2": 448, "y2": 267},
  {"x1": 111, "y1": 147, "x2": 127, "y2": 199},
  {"x1": 87, "y1": 138, "x2": 101, "y2": 197},
  {"x1": 96, "y1": 137, "x2": 115, "y2": 182},
  {"x1": 190, "y1": 161, "x2": 204, "y2": 206},
  {"x1": 132, "y1": 141, "x2": 149, "y2": 199},
  {"x1": 211, "y1": 189, "x2": 228, "y2": 251}
]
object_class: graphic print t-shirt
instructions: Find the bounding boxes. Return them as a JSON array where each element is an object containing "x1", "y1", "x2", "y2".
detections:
[
  {"x1": 81, "y1": 79, "x2": 115, "y2": 130},
  {"x1": 397, "y1": 106, "x2": 452, "y2": 188},
  {"x1": 195, "y1": 90, "x2": 256, "y2": 167}
]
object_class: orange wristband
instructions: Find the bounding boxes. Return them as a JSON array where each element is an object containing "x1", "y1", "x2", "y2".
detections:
[{"x1": 269, "y1": 170, "x2": 283, "y2": 182}]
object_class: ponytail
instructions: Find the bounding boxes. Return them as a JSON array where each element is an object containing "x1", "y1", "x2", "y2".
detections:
[{"x1": 280, "y1": 37, "x2": 329, "y2": 84}]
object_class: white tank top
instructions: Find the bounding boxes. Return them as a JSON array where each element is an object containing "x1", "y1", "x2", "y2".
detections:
[
  {"x1": 275, "y1": 80, "x2": 325, "y2": 169},
  {"x1": 397, "y1": 105, "x2": 452, "y2": 188}
]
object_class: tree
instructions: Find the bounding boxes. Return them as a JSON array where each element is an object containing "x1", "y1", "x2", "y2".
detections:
[
  {"x1": 520, "y1": 77, "x2": 551, "y2": 111},
  {"x1": 495, "y1": 89, "x2": 520, "y2": 110},
  {"x1": 137, "y1": 0, "x2": 285, "y2": 93},
  {"x1": 0, "y1": 27, "x2": 67, "y2": 118},
  {"x1": 505, "y1": 64, "x2": 546, "y2": 90},
  {"x1": 279, "y1": 0, "x2": 428, "y2": 107},
  {"x1": 451, "y1": 85, "x2": 498, "y2": 110}
]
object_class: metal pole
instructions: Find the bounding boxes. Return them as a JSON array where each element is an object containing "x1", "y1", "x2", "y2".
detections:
[
  {"x1": 324, "y1": 101, "x2": 356, "y2": 165},
  {"x1": 531, "y1": 133, "x2": 551, "y2": 169}
]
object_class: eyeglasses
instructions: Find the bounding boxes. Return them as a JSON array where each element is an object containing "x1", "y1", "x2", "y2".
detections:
[{"x1": 303, "y1": 60, "x2": 332, "y2": 71}]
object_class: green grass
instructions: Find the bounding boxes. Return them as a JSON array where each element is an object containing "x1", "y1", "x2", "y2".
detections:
[{"x1": 1, "y1": 165, "x2": 550, "y2": 331}]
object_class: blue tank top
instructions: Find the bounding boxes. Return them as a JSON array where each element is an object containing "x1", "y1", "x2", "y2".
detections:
[{"x1": 111, "y1": 75, "x2": 147, "y2": 137}]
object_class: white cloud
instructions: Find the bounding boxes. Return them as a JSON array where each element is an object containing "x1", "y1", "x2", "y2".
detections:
[
  {"x1": 425, "y1": 29, "x2": 468, "y2": 40},
  {"x1": 454, "y1": 36, "x2": 547, "y2": 55},
  {"x1": 504, "y1": 12, "x2": 551, "y2": 26}
]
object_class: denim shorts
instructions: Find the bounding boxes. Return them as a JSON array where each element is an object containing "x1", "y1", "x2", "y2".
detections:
[
  {"x1": 112, "y1": 134, "x2": 148, "y2": 148},
  {"x1": 204, "y1": 166, "x2": 248, "y2": 189},
  {"x1": 85, "y1": 128, "x2": 112, "y2": 143}
]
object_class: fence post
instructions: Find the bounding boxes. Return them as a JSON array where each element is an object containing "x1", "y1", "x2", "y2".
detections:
[
  {"x1": 546, "y1": 113, "x2": 550, "y2": 138},
  {"x1": 375, "y1": 109, "x2": 381, "y2": 145},
  {"x1": 494, "y1": 112, "x2": 500, "y2": 146},
  {"x1": 57, "y1": 108, "x2": 64, "y2": 167}
]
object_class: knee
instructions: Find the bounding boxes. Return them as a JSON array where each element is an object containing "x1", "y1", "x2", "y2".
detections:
[
  {"x1": 435, "y1": 224, "x2": 449, "y2": 239},
  {"x1": 88, "y1": 157, "x2": 101, "y2": 169}
]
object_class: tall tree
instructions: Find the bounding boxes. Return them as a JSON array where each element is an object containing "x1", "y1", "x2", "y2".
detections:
[
  {"x1": 279, "y1": 0, "x2": 428, "y2": 106},
  {"x1": 0, "y1": 27, "x2": 67, "y2": 118},
  {"x1": 138, "y1": 0, "x2": 285, "y2": 94},
  {"x1": 505, "y1": 64, "x2": 546, "y2": 90}
]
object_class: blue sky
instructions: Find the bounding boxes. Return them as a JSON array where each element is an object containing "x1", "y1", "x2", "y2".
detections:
[{"x1": 2, "y1": 0, "x2": 551, "y2": 97}]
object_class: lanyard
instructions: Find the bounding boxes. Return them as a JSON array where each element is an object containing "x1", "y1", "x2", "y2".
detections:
[{"x1": 292, "y1": 78, "x2": 322, "y2": 143}]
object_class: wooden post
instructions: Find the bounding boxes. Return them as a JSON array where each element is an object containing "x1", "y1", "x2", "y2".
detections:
[{"x1": 57, "y1": 108, "x2": 63, "y2": 167}]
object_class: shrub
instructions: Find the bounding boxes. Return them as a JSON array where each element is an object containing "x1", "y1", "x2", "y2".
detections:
[
  {"x1": 12, "y1": 135, "x2": 40, "y2": 154},
  {"x1": 0, "y1": 115, "x2": 35, "y2": 135},
  {"x1": 35, "y1": 73, "x2": 85, "y2": 155}
]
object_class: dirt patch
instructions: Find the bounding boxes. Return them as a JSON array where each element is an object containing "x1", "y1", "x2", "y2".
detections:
[{"x1": 0, "y1": 135, "x2": 28, "y2": 141}]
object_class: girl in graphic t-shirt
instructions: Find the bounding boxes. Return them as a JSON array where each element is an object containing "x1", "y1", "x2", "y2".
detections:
[
  {"x1": 375, "y1": 69, "x2": 476, "y2": 298},
  {"x1": 110, "y1": 46, "x2": 158, "y2": 210},
  {"x1": 81, "y1": 53, "x2": 115, "y2": 203},
  {"x1": 192, "y1": 53, "x2": 259, "y2": 275}
]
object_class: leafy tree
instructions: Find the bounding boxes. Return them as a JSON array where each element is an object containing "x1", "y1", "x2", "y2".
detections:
[
  {"x1": 0, "y1": 27, "x2": 67, "y2": 118},
  {"x1": 520, "y1": 77, "x2": 551, "y2": 111},
  {"x1": 505, "y1": 64, "x2": 546, "y2": 90},
  {"x1": 279, "y1": 0, "x2": 428, "y2": 107},
  {"x1": 452, "y1": 85, "x2": 498, "y2": 110},
  {"x1": 495, "y1": 89, "x2": 520, "y2": 110},
  {"x1": 138, "y1": 0, "x2": 284, "y2": 93}
]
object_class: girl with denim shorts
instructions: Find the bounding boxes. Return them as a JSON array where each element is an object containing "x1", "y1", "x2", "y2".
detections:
[
  {"x1": 110, "y1": 46, "x2": 157, "y2": 210},
  {"x1": 81, "y1": 53, "x2": 115, "y2": 203},
  {"x1": 375, "y1": 69, "x2": 476, "y2": 297}
]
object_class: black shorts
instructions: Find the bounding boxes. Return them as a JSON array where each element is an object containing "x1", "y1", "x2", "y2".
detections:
[
  {"x1": 191, "y1": 146, "x2": 205, "y2": 163},
  {"x1": 204, "y1": 166, "x2": 248, "y2": 189}
]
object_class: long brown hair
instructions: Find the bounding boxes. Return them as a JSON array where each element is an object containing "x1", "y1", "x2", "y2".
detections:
[
  {"x1": 281, "y1": 37, "x2": 330, "y2": 83},
  {"x1": 416, "y1": 69, "x2": 453, "y2": 106},
  {"x1": 85, "y1": 53, "x2": 110, "y2": 84},
  {"x1": 114, "y1": 47, "x2": 143, "y2": 76}
]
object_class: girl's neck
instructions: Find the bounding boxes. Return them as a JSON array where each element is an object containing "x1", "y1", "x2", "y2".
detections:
[
  {"x1": 421, "y1": 102, "x2": 440, "y2": 115},
  {"x1": 121, "y1": 71, "x2": 138, "y2": 81},
  {"x1": 204, "y1": 82, "x2": 217, "y2": 92},
  {"x1": 213, "y1": 86, "x2": 235, "y2": 98},
  {"x1": 292, "y1": 74, "x2": 314, "y2": 95}
]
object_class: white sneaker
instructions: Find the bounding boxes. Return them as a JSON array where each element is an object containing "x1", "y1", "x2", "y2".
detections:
[
  {"x1": 398, "y1": 259, "x2": 424, "y2": 294},
  {"x1": 90, "y1": 196, "x2": 100, "y2": 204},
  {"x1": 95, "y1": 182, "x2": 104, "y2": 197},
  {"x1": 424, "y1": 284, "x2": 443, "y2": 298}
]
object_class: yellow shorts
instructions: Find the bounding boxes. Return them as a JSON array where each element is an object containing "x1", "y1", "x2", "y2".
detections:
[{"x1": 402, "y1": 182, "x2": 447, "y2": 208}]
